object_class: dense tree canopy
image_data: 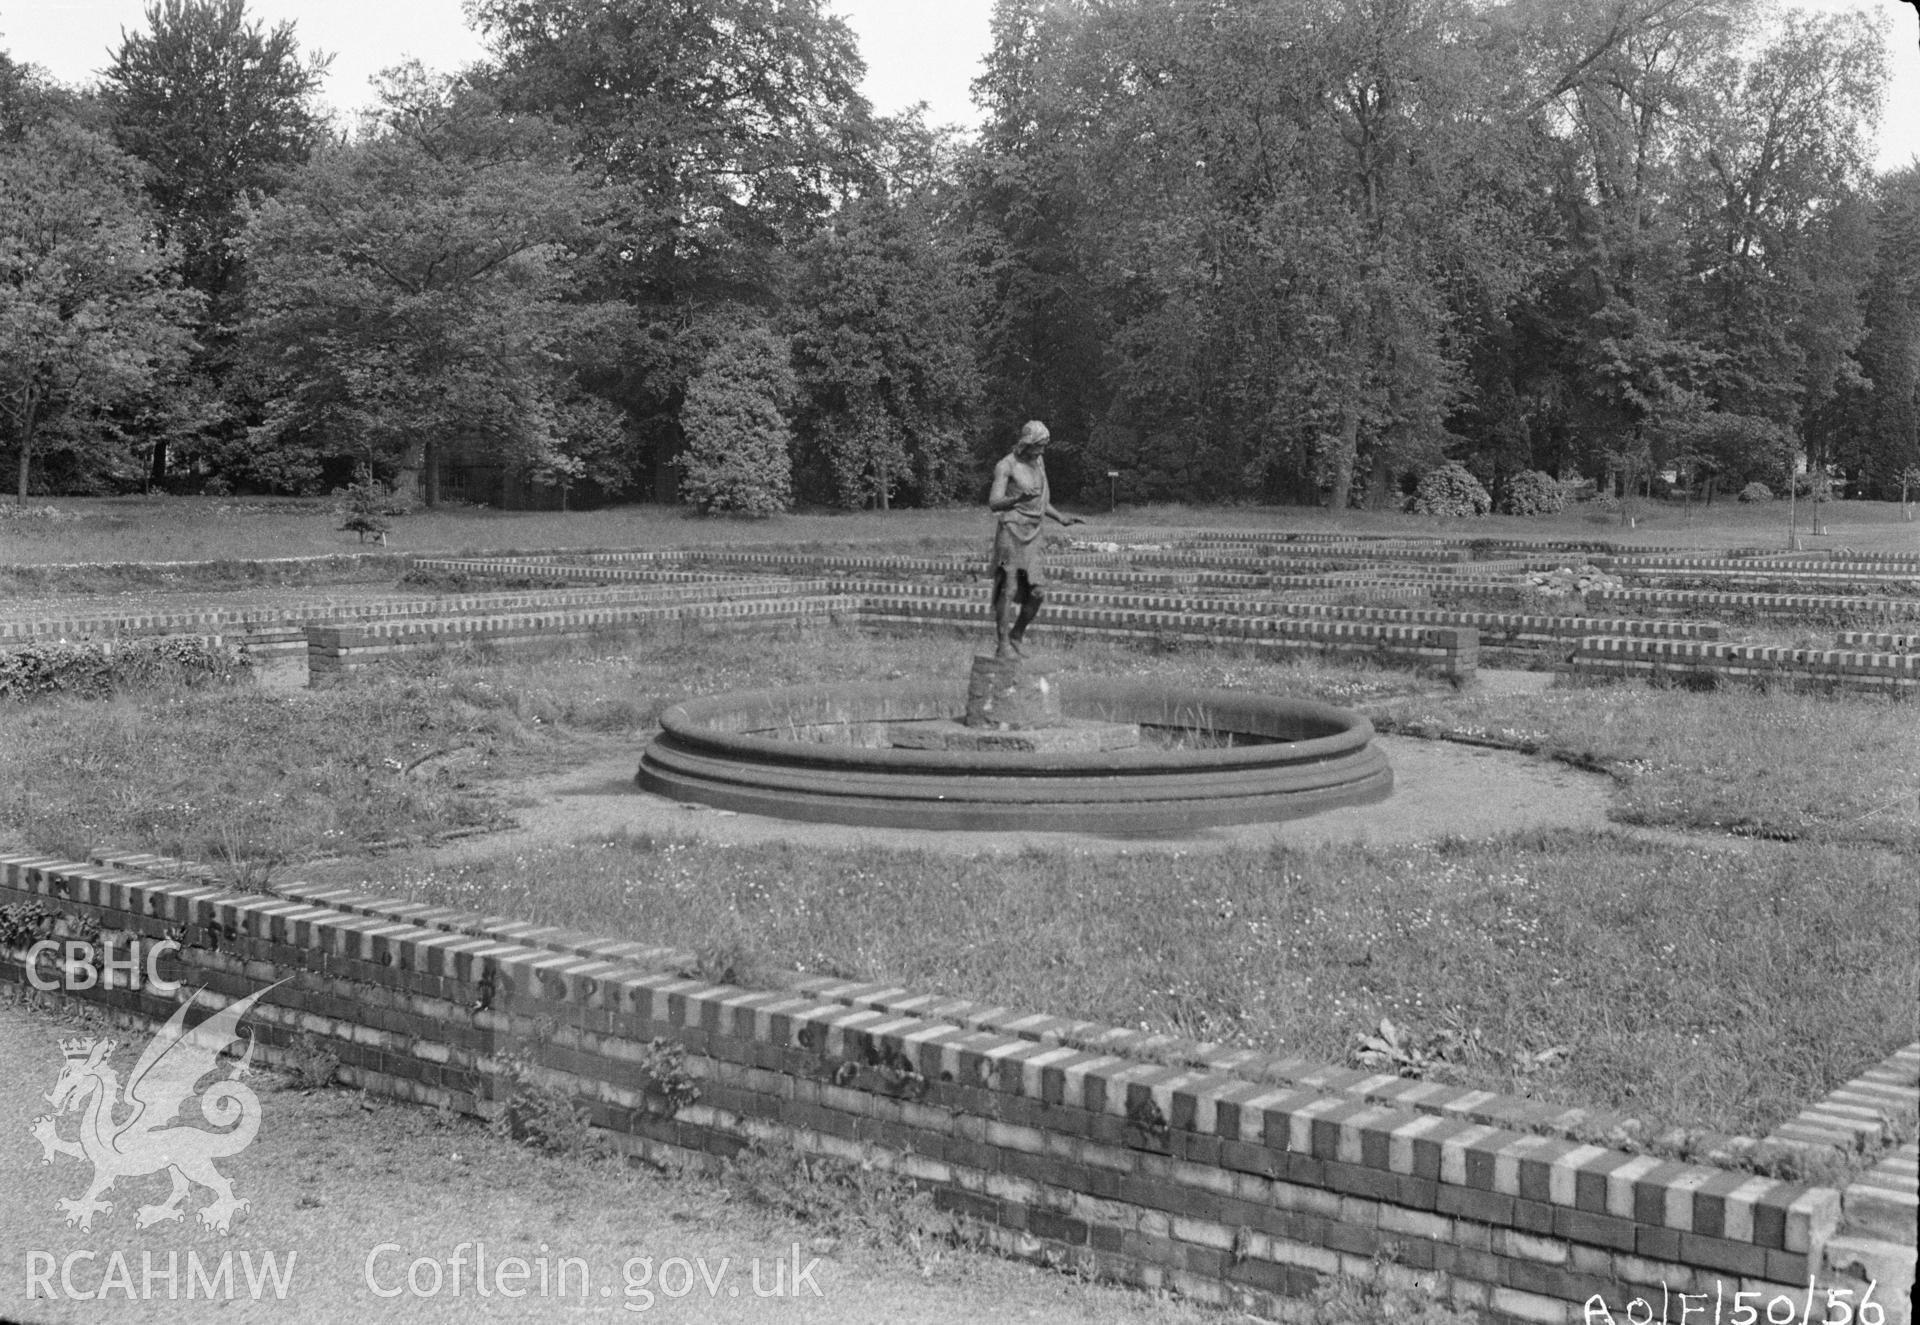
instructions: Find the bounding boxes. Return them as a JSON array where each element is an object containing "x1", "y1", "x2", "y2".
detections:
[
  {"x1": 237, "y1": 71, "x2": 624, "y2": 497},
  {"x1": 468, "y1": 0, "x2": 877, "y2": 498},
  {"x1": 0, "y1": 122, "x2": 199, "y2": 503},
  {"x1": 3, "y1": 0, "x2": 1913, "y2": 506},
  {"x1": 100, "y1": 0, "x2": 331, "y2": 484},
  {"x1": 102, "y1": 0, "x2": 330, "y2": 321},
  {"x1": 790, "y1": 112, "x2": 982, "y2": 510}
]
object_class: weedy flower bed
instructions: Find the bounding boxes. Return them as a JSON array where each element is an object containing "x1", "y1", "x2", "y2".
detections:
[
  {"x1": 353, "y1": 824, "x2": 1916, "y2": 1148},
  {"x1": 0, "y1": 635, "x2": 251, "y2": 700}
]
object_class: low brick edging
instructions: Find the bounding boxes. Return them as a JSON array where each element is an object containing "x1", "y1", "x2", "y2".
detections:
[
  {"x1": 1765, "y1": 1045, "x2": 1920, "y2": 1158},
  {"x1": 0, "y1": 577, "x2": 832, "y2": 644},
  {"x1": 307, "y1": 596, "x2": 858, "y2": 674},
  {"x1": 1569, "y1": 638, "x2": 1918, "y2": 694},
  {"x1": 1840, "y1": 632, "x2": 1918, "y2": 651},
  {"x1": 1134, "y1": 547, "x2": 1476, "y2": 567},
  {"x1": 1600, "y1": 555, "x2": 1920, "y2": 582},
  {"x1": 11, "y1": 548, "x2": 1913, "y2": 697},
  {"x1": 1757, "y1": 1049, "x2": 1920, "y2": 1309},
  {"x1": 1764, "y1": 1045, "x2": 1920, "y2": 1281},
  {"x1": 5, "y1": 853, "x2": 1910, "y2": 1325},
  {"x1": 841, "y1": 580, "x2": 1720, "y2": 646},
  {"x1": 858, "y1": 597, "x2": 1479, "y2": 680},
  {"x1": 1586, "y1": 588, "x2": 1920, "y2": 622},
  {"x1": 415, "y1": 557, "x2": 759, "y2": 585}
]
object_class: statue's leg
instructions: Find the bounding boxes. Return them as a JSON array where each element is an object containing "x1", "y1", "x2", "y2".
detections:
[
  {"x1": 1010, "y1": 575, "x2": 1043, "y2": 648},
  {"x1": 993, "y1": 569, "x2": 1016, "y2": 658}
]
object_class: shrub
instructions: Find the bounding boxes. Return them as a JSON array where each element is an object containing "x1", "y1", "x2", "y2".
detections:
[
  {"x1": 724, "y1": 1139, "x2": 963, "y2": 1254},
  {"x1": 491, "y1": 1051, "x2": 602, "y2": 1156},
  {"x1": 281, "y1": 1032, "x2": 340, "y2": 1091},
  {"x1": 0, "y1": 503, "x2": 78, "y2": 523},
  {"x1": 1499, "y1": 470, "x2": 1567, "y2": 516},
  {"x1": 0, "y1": 636, "x2": 251, "y2": 701},
  {"x1": 1410, "y1": 461, "x2": 1492, "y2": 517},
  {"x1": 335, "y1": 462, "x2": 413, "y2": 518},
  {"x1": 1738, "y1": 482, "x2": 1773, "y2": 503},
  {"x1": 0, "y1": 900, "x2": 59, "y2": 948},
  {"x1": 634, "y1": 1038, "x2": 700, "y2": 1117},
  {"x1": 678, "y1": 324, "x2": 796, "y2": 517}
]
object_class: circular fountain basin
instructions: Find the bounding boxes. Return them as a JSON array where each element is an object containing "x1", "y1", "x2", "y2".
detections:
[{"x1": 636, "y1": 679, "x2": 1391, "y2": 834}]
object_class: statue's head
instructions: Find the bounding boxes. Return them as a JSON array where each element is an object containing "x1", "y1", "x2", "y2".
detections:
[{"x1": 1015, "y1": 420, "x2": 1050, "y2": 457}]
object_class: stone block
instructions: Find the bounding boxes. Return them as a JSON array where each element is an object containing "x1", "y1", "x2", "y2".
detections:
[{"x1": 964, "y1": 655, "x2": 1063, "y2": 728}]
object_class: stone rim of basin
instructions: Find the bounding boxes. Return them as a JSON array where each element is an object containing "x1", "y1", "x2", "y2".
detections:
[{"x1": 650, "y1": 678, "x2": 1376, "y2": 773}]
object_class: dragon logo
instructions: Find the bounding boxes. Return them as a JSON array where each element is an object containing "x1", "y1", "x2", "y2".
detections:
[{"x1": 30, "y1": 981, "x2": 284, "y2": 1234}]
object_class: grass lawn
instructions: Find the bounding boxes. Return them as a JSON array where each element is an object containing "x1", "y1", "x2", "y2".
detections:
[
  {"x1": 2, "y1": 620, "x2": 1913, "y2": 1147},
  {"x1": 1374, "y1": 684, "x2": 1920, "y2": 853},
  {"x1": 363, "y1": 823, "x2": 1914, "y2": 1146},
  {"x1": 2, "y1": 494, "x2": 1916, "y2": 577},
  {"x1": 2, "y1": 499, "x2": 1916, "y2": 1152}
]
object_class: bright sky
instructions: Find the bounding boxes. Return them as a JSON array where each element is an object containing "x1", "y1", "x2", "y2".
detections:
[
  {"x1": 2, "y1": 0, "x2": 1915, "y2": 169},
  {"x1": 0, "y1": 0, "x2": 998, "y2": 131}
]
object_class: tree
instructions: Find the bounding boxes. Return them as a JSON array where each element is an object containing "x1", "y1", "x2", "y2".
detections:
[
  {"x1": 103, "y1": 0, "x2": 329, "y2": 322},
  {"x1": 963, "y1": 0, "x2": 1113, "y2": 495},
  {"x1": 967, "y1": 0, "x2": 1550, "y2": 509},
  {"x1": 101, "y1": 0, "x2": 331, "y2": 484},
  {"x1": 1501, "y1": 0, "x2": 1738, "y2": 492},
  {"x1": 1822, "y1": 165, "x2": 1920, "y2": 500},
  {"x1": 468, "y1": 0, "x2": 876, "y2": 498},
  {"x1": 237, "y1": 70, "x2": 624, "y2": 500},
  {"x1": 1, "y1": 47, "x2": 81, "y2": 140},
  {"x1": 1669, "y1": 10, "x2": 1885, "y2": 469},
  {"x1": 677, "y1": 320, "x2": 795, "y2": 516},
  {"x1": 791, "y1": 113, "x2": 982, "y2": 510},
  {"x1": 0, "y1": 122, "x2": 199, "y2": 503}
]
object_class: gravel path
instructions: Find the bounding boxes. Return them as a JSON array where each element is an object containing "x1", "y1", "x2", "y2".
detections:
[
  {"x1": 398, "y1": 733, "x2": 1619, "y2": 865},
  {"x1": 276, "y1": 669, "x2": 1699, "y2": 881}
]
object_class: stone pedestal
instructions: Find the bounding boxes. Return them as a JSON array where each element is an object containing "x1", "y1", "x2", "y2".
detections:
[{"x1": 964, "y1": 655, "x2": 1062, "y2": 729}]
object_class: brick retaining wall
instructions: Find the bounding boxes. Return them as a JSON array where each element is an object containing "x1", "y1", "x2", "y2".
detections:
[{"x1": 4, "y1": 852, "x2": 1909, "y2": 1325}]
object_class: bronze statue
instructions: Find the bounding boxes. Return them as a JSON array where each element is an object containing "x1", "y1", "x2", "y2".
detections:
[{"x1": 987, "y1": 420, "x2": 1084, "y2": 658}]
